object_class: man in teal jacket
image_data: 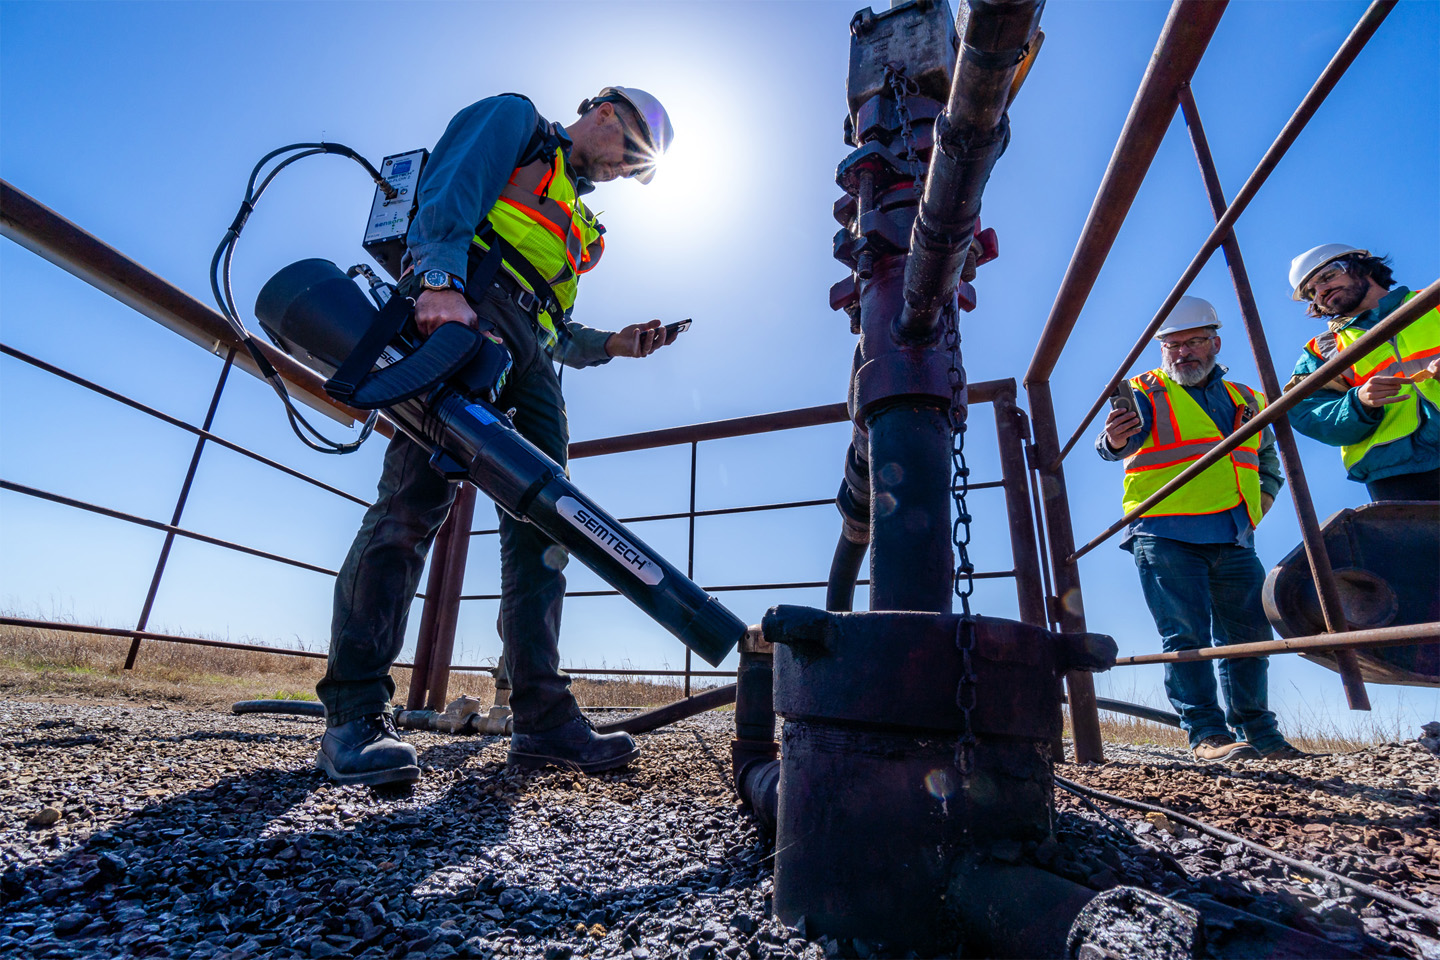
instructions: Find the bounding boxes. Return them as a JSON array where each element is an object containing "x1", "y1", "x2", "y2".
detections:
[{"x1": 1284, "y1": 245, "x2": 1440, "y2": 502}]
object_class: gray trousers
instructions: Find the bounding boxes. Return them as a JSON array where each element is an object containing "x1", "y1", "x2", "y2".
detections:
[{"x1": 316, "y1": 284, "x2": 582, "y2": 734}]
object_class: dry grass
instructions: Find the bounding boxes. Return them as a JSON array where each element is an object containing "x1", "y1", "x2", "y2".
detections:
[
  {"x1": 0, "y1": 620, "x2": 704, "y2": 714},
  {"x1": 3, "y1": 621, "x2": 1397, "y2": 752},
  {"x1": 1066, "y1": 705, "x2": 1395, "y2": 756}
]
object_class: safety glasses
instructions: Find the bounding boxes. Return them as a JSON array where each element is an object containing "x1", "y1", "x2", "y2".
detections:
[
  {"x1": 1301, "y1": 261, "x2": 1351, "y2": 302},
  {"x1": 1160, "y1": 335, "x2": 1216, "y2": 353}
]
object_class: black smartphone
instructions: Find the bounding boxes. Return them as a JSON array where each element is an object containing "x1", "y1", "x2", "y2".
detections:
[
  {"x1": 1109, "y1": 380, "x2": 1138, "y2": 416},
  {"x1": 663, "y1": 318, "x2": 692, "y2": 343}
]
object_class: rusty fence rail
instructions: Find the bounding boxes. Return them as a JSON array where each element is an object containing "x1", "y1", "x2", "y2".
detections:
[
  {"x1": 1, "y1": 177, "x2": 1038, "y2": 705},
  {"x1": 0, "y1": 328, "x2": 1024, "y2": 694},
  {"x1": 0, "y1": 326, "x2": 845, "y2": 683},
  {"x1": 1022, "y1": 0, "x2": 1429, "y2": 745}
]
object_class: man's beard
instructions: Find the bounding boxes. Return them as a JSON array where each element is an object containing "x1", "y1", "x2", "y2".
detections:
[
  {"x1": 1163, "y1": 355, "x2": 1216, "y2": 387},
  {"x1": 1310, "y1": 273, "x2": 1369, "y2": 318}
]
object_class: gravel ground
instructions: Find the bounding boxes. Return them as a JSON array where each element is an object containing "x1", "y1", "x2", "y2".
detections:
[
  {"x1": 1056, "y1": 740, "x2": 1440, "y2": 959},
  {"x1": 3, "y1": 699, "x2": 1438, "y2": 959}
]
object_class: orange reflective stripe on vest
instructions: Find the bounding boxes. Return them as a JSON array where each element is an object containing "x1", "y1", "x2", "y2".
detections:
[{"x1": 1121, "y1": 369, "x2": 1267, "y2": 527}]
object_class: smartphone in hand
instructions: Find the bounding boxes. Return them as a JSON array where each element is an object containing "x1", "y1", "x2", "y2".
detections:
[
  {"x1": 663, "y1": 318, "x2": 692, "y2": 345},
  {"x1": 1109, "y1": 379, "x2": 1138, "y2": 416}
]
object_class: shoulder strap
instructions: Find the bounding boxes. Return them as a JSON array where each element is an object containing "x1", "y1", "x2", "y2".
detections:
[
  {"x1": 471, "y1": 225, "x2": 565, "y2": 320},
  {"x1": 492, "y1": 92, "x2": 562, "y2": 169}
]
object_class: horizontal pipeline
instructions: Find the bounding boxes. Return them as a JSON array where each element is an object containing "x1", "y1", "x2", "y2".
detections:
[
  {"x1": 1067, "y1": 276, "x2": 1440, "y2": 563},
  {"x1": 1114, "y1": 621, "x2": 1439, "y2": 666}
]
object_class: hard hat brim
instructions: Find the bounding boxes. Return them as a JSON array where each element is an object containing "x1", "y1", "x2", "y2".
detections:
[{"x1": 1290, "y1": 247, "x2": 1369, "y2": 301}]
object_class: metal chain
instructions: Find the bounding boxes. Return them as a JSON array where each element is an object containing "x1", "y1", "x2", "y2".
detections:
[
  {"x1": 944, "y1": 301, "x2": 975, "y2": 614},
  {"x1": 945, "y1": 301, "x2": 979, "y2": 776},
  {"x1": 885, "y1": 64, "x2": 921, "y2": 163},
  {"x1": 887, "y1": 62, "x2": 979, "y2": 774},
  {"x1": 955, "y1": 616, "x2": 978, "y2": 775}
]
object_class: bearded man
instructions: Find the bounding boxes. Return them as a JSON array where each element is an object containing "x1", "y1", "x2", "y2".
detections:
[
  {"x1": 1097, "y1": 296, "x2": 1302, "y2": 762},
  {"x1": 1285, "y1": 245, "x2": 1440, "y2": 502}
]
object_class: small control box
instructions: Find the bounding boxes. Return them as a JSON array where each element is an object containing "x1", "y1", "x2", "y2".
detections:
[{"x1": 362, "y1": 148, "x2": 428, "y2": 280}]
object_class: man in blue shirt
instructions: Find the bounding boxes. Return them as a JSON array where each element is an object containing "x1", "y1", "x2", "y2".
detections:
[
  {"x1": 1283, "y1": 245, "x2": 1440, "y2": 502},
  {"x1": 316, "y1": 88, "x2": 679, "y2": 786},
  {"x1": 1098, "y1": 297, "x2": 1303, "y2": 762}
]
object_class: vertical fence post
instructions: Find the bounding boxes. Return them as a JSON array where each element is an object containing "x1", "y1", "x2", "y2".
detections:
[
  {"x1": 1025, "y1": 380, "x2": 1106, "y2": 762},
  {"x1": 1178, "y1": 84, "x2": 1371, "y2": 710},
  {"x1": 124, "y1": 348, "x2": 236, "y2": 670},
  {"x1": 992, "y1": 385, "x2": 1046, "y2": 627},
  {"x1": 408, "y1": 486, "x2": 464, "y2": 710},
  {"x1": 425, "y1": 483, "x2": 477, "y2": 711},
  {"x1": 684, "y1": 440, "x2": 697, "y2": 698}
]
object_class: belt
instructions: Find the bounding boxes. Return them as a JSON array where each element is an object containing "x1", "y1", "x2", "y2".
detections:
[{"x1": 492, "y1": 270, "x2": 540, "y2": 315}]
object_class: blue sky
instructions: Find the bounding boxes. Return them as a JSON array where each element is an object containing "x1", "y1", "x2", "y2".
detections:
[{"x1": 2, "y1": 1, "x2": 1436, "y2": 736}]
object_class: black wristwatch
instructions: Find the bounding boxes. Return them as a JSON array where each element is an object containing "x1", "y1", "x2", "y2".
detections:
[{"x1": 420, "y1": 269, "x2": 465, "y2": 295}]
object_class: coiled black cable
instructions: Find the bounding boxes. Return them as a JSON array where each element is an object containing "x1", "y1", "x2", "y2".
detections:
[{"x1": 209, "y1": 142, "x2": 396, "y2": 454}]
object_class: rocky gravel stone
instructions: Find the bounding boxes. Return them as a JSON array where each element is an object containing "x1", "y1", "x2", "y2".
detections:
[
  {"x1": 1057, "y1": 738, "x2": 1440, "y2": 959},
  {"x1": 1, "y1": 702, "x2": 795, "y2": 960},
  {"x1": 3, "y1": 700, "x2": 1437, "y2": 958}
]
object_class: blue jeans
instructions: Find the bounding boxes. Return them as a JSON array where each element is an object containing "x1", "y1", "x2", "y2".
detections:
[
  {"x1": 1129, "y1": 535, "x2": 1284, "y2": 752},
  {"x1": 316, "y1": 284, "x2": 582, "y2": 734}
]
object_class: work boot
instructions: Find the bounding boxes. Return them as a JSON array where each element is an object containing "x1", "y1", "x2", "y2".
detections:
[
  {"x1": 1191, "y1": 734, "x2": 1261, "y2": 762},
  {"x1": 316, "y1": 713, "x2": 420, "y2": 786},
  {"x1": 508, "y1": 715, "x2": 639, "y2": 773},
  {"x1": 1259, "y1": 742, "x2": 1313, "y2": 761}
]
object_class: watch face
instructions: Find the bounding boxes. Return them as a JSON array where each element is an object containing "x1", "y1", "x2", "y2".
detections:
[{"x1": 423, "y1": 269, "x2": 449, "y2": 289}]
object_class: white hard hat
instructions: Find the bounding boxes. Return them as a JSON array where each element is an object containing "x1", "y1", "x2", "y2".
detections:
[
  {"x1": 1289, "y1": 244, "x2": 1369, "y2": 301},
  {"x1": 1154, "y1": 296, "x2": 1222, "y2": 339},
  {"x1": 581, "y1": 86, "x2": 674, "y2": 185}
]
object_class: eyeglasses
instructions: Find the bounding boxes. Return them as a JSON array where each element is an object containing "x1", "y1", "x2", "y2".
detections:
[
  {"x1": 1301, "y1": 262, "x2": 1350, "y2": 302},
  {"x1": 1160, "y1": 335, "x2": 1215, "y2": 353},
  {"x1": 620, "y1": 127, "x2": 654, "y2": 170}
]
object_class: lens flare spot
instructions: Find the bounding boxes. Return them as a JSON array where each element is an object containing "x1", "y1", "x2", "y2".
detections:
[
  {"x1": 875, "y1": 492, "x2": 897, "y2": 517},
  {"x1": 878, "y1": 462, "x2": 904, "y2": 485},
  {"x1": 924, "y1": 767, "x2": 957, "y2": 801},
  {"x1": 542, "y1": 546, "x2": 570, "y2": 571}
]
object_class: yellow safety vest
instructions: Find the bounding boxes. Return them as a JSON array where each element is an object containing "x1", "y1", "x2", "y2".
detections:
[
  {"x1": 473, "y1": 146, "x2": 605, "y2": 348},
  {"x1": 1303, "y1": 291, "x2": 1440, "y2": 471},
  {"x1": 1121, "y1": 369, "x2": 1266, "y2": 527}
]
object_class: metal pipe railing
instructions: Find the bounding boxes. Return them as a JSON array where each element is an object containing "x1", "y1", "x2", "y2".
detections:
[
  {"x1": 0, "y1": 615, "x2": 741, "y2": 680},
  {"x1": 1178, "y1": 82, "x2": 1370, "y2": 709},
  {"x1": 1, "y1": 342, "x2": 370, "y2": 507},
  {"x1": 125, "y1": 349, "x2": 237, "y2": 669},
  {"x1": 1115, "y1": 621, "x2": 1440, "y2": 666},
  {"x1": 1023, "y1": 0, "x2": 1227, "y2": 387},
  {"x1": 0, "y1": 479, "x2": 345, "y2": 580},
  {"x1": 1049, "y1": 0, "x2": 1397, "y2": 467},
  {"x1": 1018, "y1": 0, "x2": 1229, "y2": 763},
  {"x1": 1068, "y1": 277, "x2": 1440, "y2": 563},
  {"x1": 0, "y1": 180, "x2": 390, "y2": 434}
]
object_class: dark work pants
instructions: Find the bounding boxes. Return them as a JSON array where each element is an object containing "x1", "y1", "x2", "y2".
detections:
[
  {"x1": 1366, "y1": 467, "x2": 1440, "y2": 503},
  {"x1": 1130, "y1": 535, "x2": 1285, "y2": 752},
  {"x1": 317, "y1": 283, "x2": 582, "y2": 734}
]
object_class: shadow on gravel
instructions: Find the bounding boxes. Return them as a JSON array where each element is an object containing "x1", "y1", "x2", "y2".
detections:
[
  {"x1": 3, "y1": 715, "x2": 777, "y2": 959},
  {"x1": 1, "y1": 735, "x2": 527, "y2": 957}
]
